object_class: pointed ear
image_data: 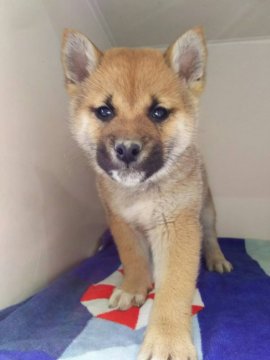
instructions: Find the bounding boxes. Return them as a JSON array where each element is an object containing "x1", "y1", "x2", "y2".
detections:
[
  {"x1": 164, "y1": 27, "x2": 207, "y2": 96},
  {"x1": 61, "y1": 29, "x2": 102, "y2": 95}
]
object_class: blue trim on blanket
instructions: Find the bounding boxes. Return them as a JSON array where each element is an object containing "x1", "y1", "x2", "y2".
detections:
[{"x1": 198, "y1": 238, "x2": 270, "y2": 360}]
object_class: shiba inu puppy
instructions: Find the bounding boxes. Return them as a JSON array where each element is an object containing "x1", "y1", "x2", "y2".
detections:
[{"x1": 61, "y1": 27, "x2": 232, "y2": 360}]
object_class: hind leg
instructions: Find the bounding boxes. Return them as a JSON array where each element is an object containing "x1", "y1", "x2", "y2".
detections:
[{"x1": 201, "y1": 190, "x2": 233, "y2": 273}]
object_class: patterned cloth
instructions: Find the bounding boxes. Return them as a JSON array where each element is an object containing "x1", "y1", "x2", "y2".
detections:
[
  {"x1": 80, "y1": 267, "x2": 204, "y2": 330},
  {"x1": 0, "y1": 232, "x2": 270, "y2": 360}
]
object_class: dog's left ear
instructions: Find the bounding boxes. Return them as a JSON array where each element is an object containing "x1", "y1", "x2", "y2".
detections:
[{"x1": 164, "y1": 27, "x2": 207, "y2": 96}]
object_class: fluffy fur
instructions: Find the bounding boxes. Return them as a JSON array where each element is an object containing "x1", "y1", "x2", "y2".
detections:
[{"x1": 61, "y1": 27, "x2": 232, "y2": 360}]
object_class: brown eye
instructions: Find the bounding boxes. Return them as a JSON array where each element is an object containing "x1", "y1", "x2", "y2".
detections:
[
  {"x1": 95, "y1": 106, "x2": 114, "y2": 121},
  {"x1": 149, "y1": 106, "x2": 169, "y2": 123}
]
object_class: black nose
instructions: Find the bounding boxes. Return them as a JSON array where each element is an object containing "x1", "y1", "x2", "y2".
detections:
[{"x1": 115, "y1": 142, "x2": 141, "y2": 164}]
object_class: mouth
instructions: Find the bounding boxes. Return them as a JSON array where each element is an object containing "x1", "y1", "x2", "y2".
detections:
[
  {"x1": 96, "y1": 143, "x2": 164, "y2": 187},
  {"x1": 110, "y1": 169, "x2": 145, "y2": 187}
]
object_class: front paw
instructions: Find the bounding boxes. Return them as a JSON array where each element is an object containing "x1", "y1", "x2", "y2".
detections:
[
  {"x1": 109, "y1": 287, "x2": 146, "y2": 310},
  {"x1": 109, "y1": 275, "x2": 151, "y2": 310},
  {"x1": 138, "y1": 328, "x2": 197, "y2": 360}
]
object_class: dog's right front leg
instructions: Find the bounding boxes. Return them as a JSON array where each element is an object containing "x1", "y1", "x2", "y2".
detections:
[{"x1": 108, "y1": 214, "x2": 152, "y2": 310}]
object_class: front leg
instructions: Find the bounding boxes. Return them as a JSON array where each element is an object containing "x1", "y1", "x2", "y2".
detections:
[
  {"x1": 139, "y1": 210, "x2": 201, "y2": 360},
  {"x1": 108, "y1": 213, "x2": 152, "y2": 310}
]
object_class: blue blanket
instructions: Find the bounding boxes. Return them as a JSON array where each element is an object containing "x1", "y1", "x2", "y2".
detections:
[{"x1": 0, "y1": 233, "x2": 270, "y2": 360}]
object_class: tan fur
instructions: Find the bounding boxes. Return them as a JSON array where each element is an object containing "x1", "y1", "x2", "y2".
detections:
[
  {"x1": 106, "y1": 212, "x2": 152, "y2": 309},
  {"x1": 61, "y1": 27, "x2": 232, "y2": 360}
]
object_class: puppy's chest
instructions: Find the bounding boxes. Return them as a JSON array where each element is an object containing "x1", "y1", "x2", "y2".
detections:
[
  {"x1": 120, "y1": 197, "x2": 156, "y2": 227},
  {"x1": 112, "y1": 190, "x2": 177, "y2": 229}
]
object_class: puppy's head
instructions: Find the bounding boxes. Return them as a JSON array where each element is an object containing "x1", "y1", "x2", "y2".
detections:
[{"x1": 61, "y1": 28, "x2": 207, "y2": 187}]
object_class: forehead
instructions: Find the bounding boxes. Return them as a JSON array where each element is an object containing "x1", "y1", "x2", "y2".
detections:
[{"x1": 85, "y1": 48, "x2": 183, "y2": 109}]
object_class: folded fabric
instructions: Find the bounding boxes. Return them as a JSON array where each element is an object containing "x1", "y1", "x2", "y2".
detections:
[{"x1": 0, "y1": 232, "x2": 269, "y2": 360}]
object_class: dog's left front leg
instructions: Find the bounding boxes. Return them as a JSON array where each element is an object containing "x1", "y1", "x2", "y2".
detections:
[{"x1": 138, "y1": 210, "x2": 201, "y2": 360}]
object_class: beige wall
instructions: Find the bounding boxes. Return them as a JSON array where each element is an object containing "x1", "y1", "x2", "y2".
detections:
[
  {"x1": 200, "y1": 39, "x2": 270, "y2": 240},
  {"x1": 0, "y1": 0, "x2": 110, "y2": 309}
]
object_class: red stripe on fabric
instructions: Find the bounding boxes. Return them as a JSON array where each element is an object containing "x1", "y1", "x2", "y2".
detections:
[
  {"x1": 97, "y1": 307, "x2": 140, "y2": 329},
  {"x1": 80, "y1": 284, "x2": 115, "y2": 301},
  {"x1": 192, "y1": 305, "x2": 204, "y2": 315}
]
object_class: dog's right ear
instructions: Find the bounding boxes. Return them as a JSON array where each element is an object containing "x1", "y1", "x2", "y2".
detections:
[{"x1": 61, "y1": 29, "x2": 102, "y2": 96}]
